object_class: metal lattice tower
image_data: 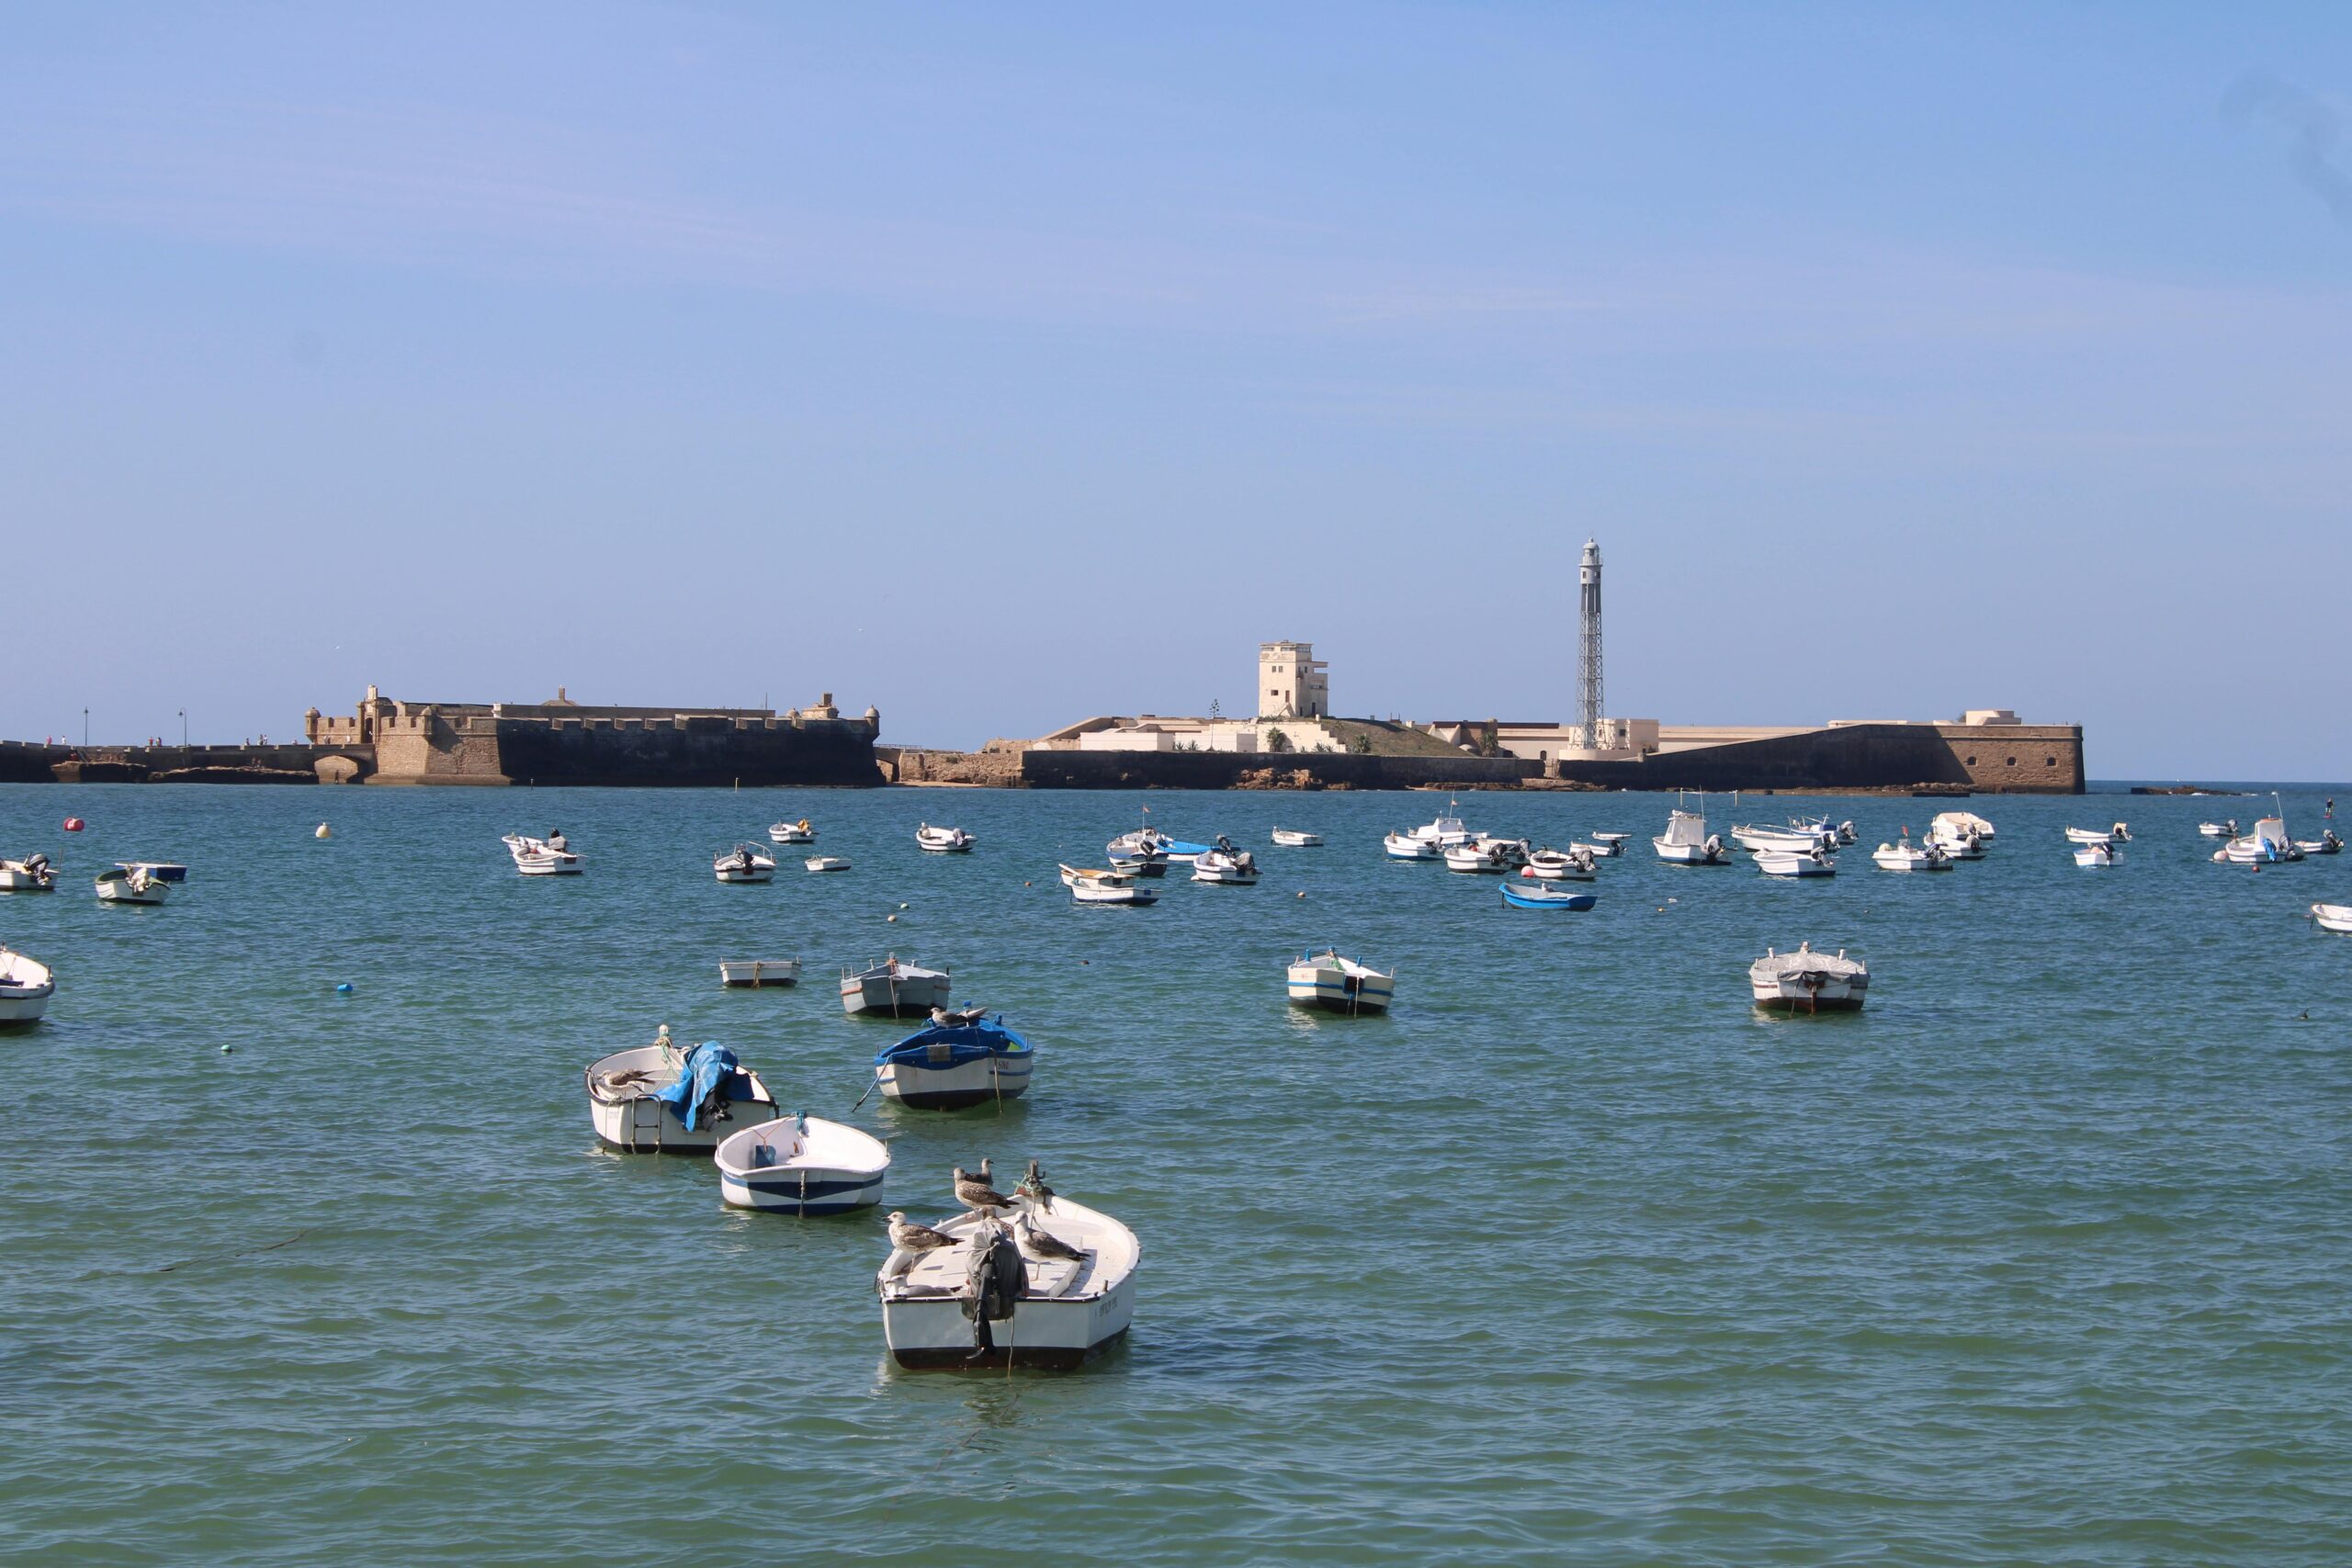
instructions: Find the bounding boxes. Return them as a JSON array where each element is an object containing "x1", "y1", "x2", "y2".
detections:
[{"x1": 1577, "y1": 538, "x2": 1603, "y2": 746}]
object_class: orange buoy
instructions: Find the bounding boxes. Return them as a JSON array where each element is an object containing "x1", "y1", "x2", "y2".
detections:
[{"x1": 62, "y1": 817, "x2": 85, "y2": 831}]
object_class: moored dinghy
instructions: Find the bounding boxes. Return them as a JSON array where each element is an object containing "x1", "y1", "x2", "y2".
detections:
[
  {"x1": 1589, "y1": 831, "x2": 1630, "y2": 856},
  {"x1": 718, "y1": 958, "x2": 800, "y2": 987},
  {"x1": 0, "y1": 946, "x2": 56, "y2": 1026},
  {"x1": 503, "y1": 833, "x2": 582, "y2": 875},
  {"x1": 2312, "y1": 902, "x2": 2352, "y2": 934},
  {"x1": 804, "y1": 854, "x2": 853, "y2": 873},
  {"x1": 1749, "y1": 942, "x2": 1870, "y2": 1012},
  {"x1": 2075, "y1": 841, "x2": 2117, "y2": 867},
  {"x1": 2065, "y1": 823, "x2": 2131, "y2": 846},
  {"x1": 713, "y1": 844, "x2": 776, "y2": 883},
  {"x1": 1527, "y1": 844, "x2": 1598, "y2": 881},
  {"x1": 1060, "y1": 864, "x2": 1159, "y2": 905},
  {"x1": 874, "y1": 1012, "x2": 1035, "y2": 1109},
  {"x1": 1871, "y1": 833, "x2": 1951, "y2": 872},
  {"x1": 841, "y1": 955, "x2": 953, "y2": 1018},
  {"x1": 1655, "y1": 793, "x2": 1729, "y2": 864},
  {"x1": 1443, "y1": 840, "x2": 1519, "y2": 874},
  {"x1": 585, "y1": 1028, "x2": 779, "y2": 1152},
  {"x1": 1500, "y1": 873, "x2": 1597, "y2": 909},
  {"x1": 877, "y1": 1167, "x2": 1138, "y2": 1370},
  {"x1": 1286, "y1": 948, "x2": 1396, "y2": 1013},
  {"x1": 96, "y1": 864, "x2": 169, "y2": 904},
  {"x1": 1191, "y1": 840, "x2": 1260, "y2": 885},
  {"x1": 1930, "y1": 810, "x2": 1996, "y2": 850},
  {"x1": 768, "y1": 818, "x2": 816, "y2": 844},
  {"x1": 1755, "y1": 846, "x2": 1838, "y2": 878},
  {"x1": 714, "y1": 1112, "x2": 889, "y2": 1214},
  {"x1": 1382, "y1": 830, "x2": 1442, "y2": 861},
  {"x1": 917, "y1": 823, "x2": 976, "y2": 853},
  {"x1": 0, "y1": 854, "x2": 57, "y2": 891},
  {"x1": 2292, "y1": 829, "x2": 2343, "y2": 857},
  {"x1": 1270, "y1": 828, "x2": 1322, "y2": 847}
]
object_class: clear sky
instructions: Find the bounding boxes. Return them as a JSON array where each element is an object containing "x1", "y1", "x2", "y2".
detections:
[{"x1": 6, "y1": 4, "x2": 2346, "y2": 777}]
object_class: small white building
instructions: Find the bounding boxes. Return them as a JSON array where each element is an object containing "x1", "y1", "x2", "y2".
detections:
[{"x1": 1260, "y1": 641, "x2": 1329, "y2": 720}]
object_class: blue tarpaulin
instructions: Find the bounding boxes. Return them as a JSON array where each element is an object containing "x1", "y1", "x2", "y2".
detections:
[{"x1": 655, "y1": 1042, "x2": 740, "y2": 1131}]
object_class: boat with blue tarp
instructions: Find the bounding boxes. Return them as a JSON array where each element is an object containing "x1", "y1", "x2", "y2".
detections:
[
  {"x1": 584, "y1": 1027, "x2": 779, "y2": 1152},
  {"x1": 875, "y1": 1013, "x2": 1035, "y2": 1110}
]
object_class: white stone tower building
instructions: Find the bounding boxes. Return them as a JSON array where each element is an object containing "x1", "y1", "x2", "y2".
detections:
[{"x1": 1259, "y1": 641, "x2": 1329, "y2": 719}]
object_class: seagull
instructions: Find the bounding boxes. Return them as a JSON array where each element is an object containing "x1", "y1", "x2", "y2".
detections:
[
  {"x1": 1013, "y1": 1214, "x2": 1086, "y2": 1263},
  {"x1": 952, "y1": 1166, "x2": 1013, "y2": 1213},
  {"x1": 1016, "y1": 1158, "x2": 1055, "y2": 1213},
  {"x1": 887, "y1": 1211, "x2": 960, "y2": 1255}
]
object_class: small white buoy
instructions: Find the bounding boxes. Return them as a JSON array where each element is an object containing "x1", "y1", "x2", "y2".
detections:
[
  {"x1": 220, "y1": 1044, "x2": 233, "y2": 1054},
  {"x1": 899, "y1": 902, "x2": 910, "y2": 910},
  {"x1": 887, "y1": 913, "x2": 898, "y2": 923},
  {"x1": 314, "y1": 823, "x2": 332, "y2": 839}
]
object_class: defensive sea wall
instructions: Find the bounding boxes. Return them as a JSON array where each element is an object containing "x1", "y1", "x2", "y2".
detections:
[
  {"x1": 1548, "y1": 722, "x2": 2083, "y2": 795},
  {"x1": 0, "y1": 714, "x2": 884, "y2": 787},
  {"x1": 1020, "y1": 750, "x2": 1533, "y2": 790}
]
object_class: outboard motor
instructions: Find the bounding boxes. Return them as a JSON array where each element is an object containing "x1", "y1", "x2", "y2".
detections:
[{"x1": 963, "y1": 1222, "x2": 1027, "y2": 1359}]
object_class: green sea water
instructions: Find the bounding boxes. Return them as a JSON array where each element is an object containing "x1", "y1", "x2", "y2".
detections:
[{"x1": 3, "y1": 783, "x2": 2347, "y2": 1565}]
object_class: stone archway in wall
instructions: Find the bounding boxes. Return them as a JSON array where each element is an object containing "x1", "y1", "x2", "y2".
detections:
[{"x1": 314, "y1": 754, "x2": 364, "y2": 784}]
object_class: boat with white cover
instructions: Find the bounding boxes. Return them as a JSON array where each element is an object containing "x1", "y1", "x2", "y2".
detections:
[
  {"x1": 2215, "y1": 815, "x2": 2299, "y2": 864},
  {"x1": 1191, "y1": 843, "x2": 1261, "y2": 885},
  {"x1": 1401, "y1": 805, "x2": 1475, "y2": 848},
  {"x1": 714, "y1": 1112, "x2": 889, "y2": 1214},
  {"x1": 917, "y1": 823, "x2": 975, "y2": 853},
  {"x1": 874, "y1": 1014, "x2": 1035, "y2": 1109},
  {"x1": 0, "y1": 946, "x2": 56, "y2": 1026},
  {"x1": 1755, "y1": 846, "x2": 1838, "y2": 878},
  {"x1": 1285, "y1": 949, "x2": 1395, "y2": 1014},
  {"x1": 1443, "y1": 840, "x2": 1520, "y2": 874},
  {"x1": 1656, "y1": 794, "x2": 1730, "y2": 865},
  {"x1": 1270, "y1": 828, "x2": 1321, "y2": 847},
  {"x1": 1748, "y1": 942, "x2": 1869, "y2": 1012},
  {"x1": 1382, "y1": 830, "x2": 1442, "y2": 862},
  {"x1": 584, "y1": 1031, "x2": 779, "y2": 1153},
  {"x1": 1930, "y1": 811, "x2": 1996, "y2": 847},
  {"x1": 0, "y1": 854, "x2": 57, "y2": 892},
  {"x1": 1060, "y1": 863, "x2": 1160, "y2": 905},
  {"x1": 713, "y1": 844, "x2": 776, "y2": 883},
  {"x1": 1871, "y1": 835, "x2": 1951, "y2": 872},
  {"x1": 2199, "y1": 819, "x2": 2238, "y2": 840},
  {"x1": 503, "y1": 834, "x2": 582, "y2": 875},
  {"x1": 877, "y1": 1177, "x2": 1137, "y2": 1370},
  {"x1": 1589, "y1": 832, "x2": 1630, "y2": 855},
  {"x1": 1526, "y1": 844, "x2": 1598, "y2": 881},
  {"x1": 1500, "y1": 874, "x2": 1597, "y2": 910},
  {"x1": 805, "y1": 854, "x2": 852, "y2": 873},
  {"x1": 2312, "y1": 902, "x2": 2352, "y2": 934},
  {"x1": 95, "y1": 864, "x2": 169, "y2": 904},
  {"x1": 768, "y1": 819, "x2": 816, "y2": 843},
  {"x1": 2065, "y1": 823, "x2": 2131, "y2": 845},
  {"x1": 718, "y1": 958, "x2": 800, "y2": 987},
  {"x1": 2075, "y1": 841, "x2": 2116, "y2": 867},
  {"x1": 1927, "y1": 820, "x2": 1986, "y2": 860},
  {"x1": 841, "y1": 955, "x2": 952, "y2": 1018}
]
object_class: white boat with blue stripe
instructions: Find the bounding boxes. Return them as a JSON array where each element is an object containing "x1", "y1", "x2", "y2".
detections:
[
  {"x1": 1499, "y1": 875, "x2": 1597, "y2": 909},
  {"x1": 1286, "y1": 948, "x2": 1395, "y2": 1014},
  {"x1": 876, "y1": 1013, "x2": 1035, "y2": 1110},
  {"x1": 714, "y1": 1111, "x2": 889, "y2": 1215}
]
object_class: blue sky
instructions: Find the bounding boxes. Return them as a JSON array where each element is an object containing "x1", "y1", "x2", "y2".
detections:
[{"x1": 5, "y1": 4, "x2": 2346, "y2": 776}]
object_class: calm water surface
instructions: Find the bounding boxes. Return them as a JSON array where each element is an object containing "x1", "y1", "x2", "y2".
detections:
[{"x1": 3, "y1": 784, "x2": 2348, "y2": 1564}]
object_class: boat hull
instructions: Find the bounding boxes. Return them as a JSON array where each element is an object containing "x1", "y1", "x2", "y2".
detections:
[
  {"x1": 1285, "y1": 970, "x2": 1395, "y2": 1013},
  {"x1": 715, "y1": 866, "x2": 774, "y2": 884},
  {"x1": 0, "y1": 869, "x2": 54, "y2": 892},
  {"x1": 718, "y1": 960, "x2": 800, "y2": 987},
  {"x1": 1755, "y1": 852, "x2": 1836, "y2": 877},
  {"x1": 841, "y1": 970, "x2": 952, "y2": 1017},
  {"x1": 877, "y1": 1054, "x2": 1034, "y2": 1110},
  {"x1": 718, "y1": 1167, "x2": 886, "y2": 1214},
  {"x1": 1751, "y1": 985, "x2": 1867, "y2": 1013},
  {"x1": 880, "y1": 1293, "x2": 1132, "y2": 1371},
  {"x1": 2313, "y1": 903, "x2": 2352, "y2": 934},
  {"x1": 585, "y1": 1047, "x2": 779, "y2": 1154},
  {"x1": 1500, "y1": 884, "x2": 1596, "y2": 909}
]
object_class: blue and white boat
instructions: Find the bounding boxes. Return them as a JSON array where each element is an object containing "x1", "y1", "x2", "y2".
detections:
[
  {"x1": 875, "y1": 1014, "x2": 1035, "y2": 1110},
  {"x1": 1286, "y1": 948, "x2": 1396, "y2": 1013},
  {"x1": 1499, "y1": 876, "x2": 1597, "y2": 910},
  {"x1": 585, "y1": 1032, "x2": 779, "y2": 1153},
  {"x1": 713, "y1": 1111, "x2": 890, "y2": 1214}
]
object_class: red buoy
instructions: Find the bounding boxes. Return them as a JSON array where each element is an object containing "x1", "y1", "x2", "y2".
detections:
[{"x1": 62, "y1": 817, "x2": 85, "y2": 831}]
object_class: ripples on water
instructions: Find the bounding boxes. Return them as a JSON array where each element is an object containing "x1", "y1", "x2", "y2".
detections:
[{"x1": 3, "y1": 784, "x2": 2347, "y2": 1564}]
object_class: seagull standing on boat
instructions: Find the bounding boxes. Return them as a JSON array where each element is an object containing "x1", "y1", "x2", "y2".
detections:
[
  {"x1": 887, "y1": 1211, "x2": 962, "y2": 1257},
  {"x1": 1013, "y1": 1213, "x2": 1086, "y2": 1263},
  {"x1": 953, "y1": 1166, "x2": 1013, "y2": 1214}
]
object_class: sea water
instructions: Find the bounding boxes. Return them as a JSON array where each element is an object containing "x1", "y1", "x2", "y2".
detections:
[{"x1": 2, "y1": 784, "x2": 2347, "y2": 1564}]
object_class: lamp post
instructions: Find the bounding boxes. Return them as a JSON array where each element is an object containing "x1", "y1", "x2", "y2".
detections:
[
  {"x1": 83, "y1": 708, "x2": 89, "y2": 746},
  {"x1": 179, "y1": 709, "x2": 187, "y2": 748}
]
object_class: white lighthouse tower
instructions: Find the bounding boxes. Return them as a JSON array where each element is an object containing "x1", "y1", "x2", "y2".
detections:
[{"x1": 1577, "y1": 539, "x2": 1603, "y2": 748}]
